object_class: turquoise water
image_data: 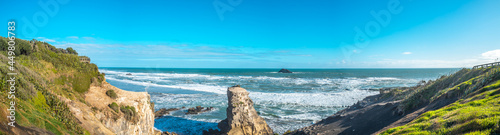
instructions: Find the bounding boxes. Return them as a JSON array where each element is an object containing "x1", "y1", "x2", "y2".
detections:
[{"x1": 99, "y1": 68, "x2": 459, "y2": 134}]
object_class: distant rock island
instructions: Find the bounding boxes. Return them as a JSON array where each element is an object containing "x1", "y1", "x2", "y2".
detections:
[{"x1": 278, "y1": 68, "x2": 292, "y2": 73}]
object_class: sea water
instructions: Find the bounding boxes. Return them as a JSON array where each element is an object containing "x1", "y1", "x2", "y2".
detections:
[{"x1": 99, "y1": 68, "x2": 459, "y2": 134}]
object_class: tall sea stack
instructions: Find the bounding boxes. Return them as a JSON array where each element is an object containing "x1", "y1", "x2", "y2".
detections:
[{"x1": 215, "y1": 86, "x2": 274, "y2": 135}]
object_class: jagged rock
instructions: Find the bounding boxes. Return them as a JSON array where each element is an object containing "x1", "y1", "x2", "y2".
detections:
[
  {"x1": 155, "y1": 108, "x2": 179, "y2": 118},
  {"x1": 161, "y1": 131, "x2": 178, "y2": 135},
  {"x1": 203, "y1": 128, "x2": 223, "y2": 135},
  {"x1": 278, "y1": 68, "x2": 292, "y2": 73},
  {"x1": 186, "y1": 106, "x2": 213, "y2": 115},
  {"x1": 215, "y1": 86, "x2": 273, "y2": 135}
]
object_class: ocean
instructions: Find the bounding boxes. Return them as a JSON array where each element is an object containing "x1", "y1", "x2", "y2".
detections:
[{"x1": 99, "y1": 68, "x2": 459, "y2": 134}]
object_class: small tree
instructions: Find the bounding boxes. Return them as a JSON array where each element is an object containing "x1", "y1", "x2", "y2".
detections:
[{"x1": 66, "y1": 47, "x2": 78, "y2": 55}]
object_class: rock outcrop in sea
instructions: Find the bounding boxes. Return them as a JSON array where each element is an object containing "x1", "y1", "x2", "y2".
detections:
[
  {"x1": 155, "y1": 108, "x2": 179, "y2": 118},
  {"x1": 186, "y1": 106, "x2": 214, "y2": 115},
  {"x1": 205, "y1": 86, "x2": 273, "y2": 135},
  {"x1": 278, "y1": 68, "x2": 292, "y2": 73}
]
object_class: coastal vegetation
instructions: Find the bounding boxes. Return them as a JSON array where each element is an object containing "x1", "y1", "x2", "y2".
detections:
[
  {"x1": 106, "y1": 89, "x2": 118, "y2": 99},
  {"x1": 109, "y1": 102, "x2": 120, "y2": 113},
  {"x1": 0, "y1": 37, "x2": 103, "y2": 134},
  {"x1": 120, "y1": 105, "x2": 137, "y2": 122},
  {"x1": 379, "y1": 67, "x2": 500, "y2": 134}
]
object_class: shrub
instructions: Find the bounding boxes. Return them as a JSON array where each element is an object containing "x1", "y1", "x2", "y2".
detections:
[
  {"x1": 66, "y1": 47, "x2": 78, "y2": 55},
  {"x1": 120, "y1": 105, "x2": 137, "y2": 122},
  {"x1": 106, "y1": 90, "x2": 118, "y2": 99},
  {"x1": 109, "y1": 102, "x2": 119, "y2": 113}
]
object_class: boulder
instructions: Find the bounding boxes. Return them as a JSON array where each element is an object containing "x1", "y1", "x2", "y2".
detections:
[
  {"x1": 186, "y1": 106, "x2": 213, "y2": 115},
  {"x1": 161, "y1": 131, "x2": 178, "y2": 135},
  {"x1": 278, "y1": 68, "x2": 292, "y2": 73},
  {"x1": 154, "y1": 108, "x2": 179, "y2": 118},
  {"x1": 215, "y1": 86, "x2": 274, "y2": 135}
]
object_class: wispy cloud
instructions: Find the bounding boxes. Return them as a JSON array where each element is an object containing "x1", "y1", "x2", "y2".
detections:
[
  {"x1": 36, "y1": 37, "x2": 56, "y2": 42},
  {"x1": 67, "y1": 36, "x2": 79, "y2": 39},
  {"x1": 82, "y1": 37, "x2": 95, "y2": 40},
  {"x1": 339, "y1": 49, "x2": 500, "y2": 68},
  {"x1": 402, "y1": 52, "x2": 412, "y2": 55}
]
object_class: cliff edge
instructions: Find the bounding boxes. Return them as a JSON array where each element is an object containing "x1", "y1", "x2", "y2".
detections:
[
  {"x1": 0, "y1": 37, "x2": 155, "y2": 135},
  {"x1": 64, "y1": 79, "x2": 155, "y2": 135}
]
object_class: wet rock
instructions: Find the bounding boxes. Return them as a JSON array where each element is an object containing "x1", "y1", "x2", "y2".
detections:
[
  {"x1": 161, "y1": 131, "x2": 178, "y2": 135},
  {"x1": 203, "y1": 128, "x2": 223, "y2": 135},
  {"x1": 154, "y1": 108, "x2": 179, "y2": 118},
  {"x1": 185, "y1": 106, "x2": 213, "y2": 115},
  {"x1": 278, "y1": 68, "x2": 293, "y2": 73}
]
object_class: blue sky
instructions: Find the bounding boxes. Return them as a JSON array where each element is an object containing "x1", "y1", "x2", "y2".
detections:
[{"x1": 2, "y1": 0, "x2": 500, "y2": 68}]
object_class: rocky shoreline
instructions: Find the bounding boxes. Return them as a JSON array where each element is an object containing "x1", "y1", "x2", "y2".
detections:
[
  {"x1": 288, "y1": 89, "x2": 401, "y2": 135},
  {"x1": 154, "y1": 106, "x2": 214, "y2": 118}
]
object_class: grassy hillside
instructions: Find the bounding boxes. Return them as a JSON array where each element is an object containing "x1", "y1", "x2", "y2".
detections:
[
  {"x1": 0, "y1": 37, "x2": 104, "y2": 134},
  {"x1": 380, "y1": 67, "x2": 500, "y2": 134}
]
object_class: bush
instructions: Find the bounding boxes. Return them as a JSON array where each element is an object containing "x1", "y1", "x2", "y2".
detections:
[
  {"x1": 106, "y1": 90, "x2": 118, "y2": 99},
  {"x1": 109, "y1": 102, "x2": 119, "y2": 113},
  {"x1": 66, "y1": 47, "x2": 77, "y2": 55},
  {"x1": 120, "y1": 105, "x2": 137, "y2": 122},
  {"x1": 0, "y1": 38, "x2": 32, "y2": 55}
]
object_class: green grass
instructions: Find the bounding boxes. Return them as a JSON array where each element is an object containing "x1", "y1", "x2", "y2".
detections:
[
  {"x1": 0, "y1": 37, "x2": 100, "y2": 134},
  {"x1": 380, "y1": 67, "x2": 500, "y2": 135},
  {"x1": 380, "y1": 84, "x2": 500, "y2": 135}
]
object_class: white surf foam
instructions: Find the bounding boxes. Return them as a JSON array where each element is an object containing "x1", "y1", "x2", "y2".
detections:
[
  {"x1": 250, "y1": 89, "x2": 378, "y2": 107},
  {"x1": 106, "y1": 77, "x2": 227, "y2": 94}
]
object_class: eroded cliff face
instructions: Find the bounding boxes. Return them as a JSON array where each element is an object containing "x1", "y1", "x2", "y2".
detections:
[
  {"x1": 217, "y1": 86, "x2": 274, "y2": 135},
  {"x1": 64, "y1": 80, "x2": 155, "y2": 135}
]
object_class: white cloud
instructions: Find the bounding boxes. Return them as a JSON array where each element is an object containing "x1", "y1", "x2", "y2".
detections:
[
  {"x1": 481, "y1": 49, "x2": 500, "y2": 60},
  {"x1": 82, "y1": 37, "x2": 95, "y2": 40},
  {"x1": 402, "y1": 52, "x2": 412, "y2": 55},
  {"x1": 67, "y1": 36, "x2": 79, "y2": 39},
  {"x1": 342, "y1": 58, "x2": 488, "y2": 68},
  {"x1": 36, "y1": 37, "x2": 56, "y2": 42}
]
